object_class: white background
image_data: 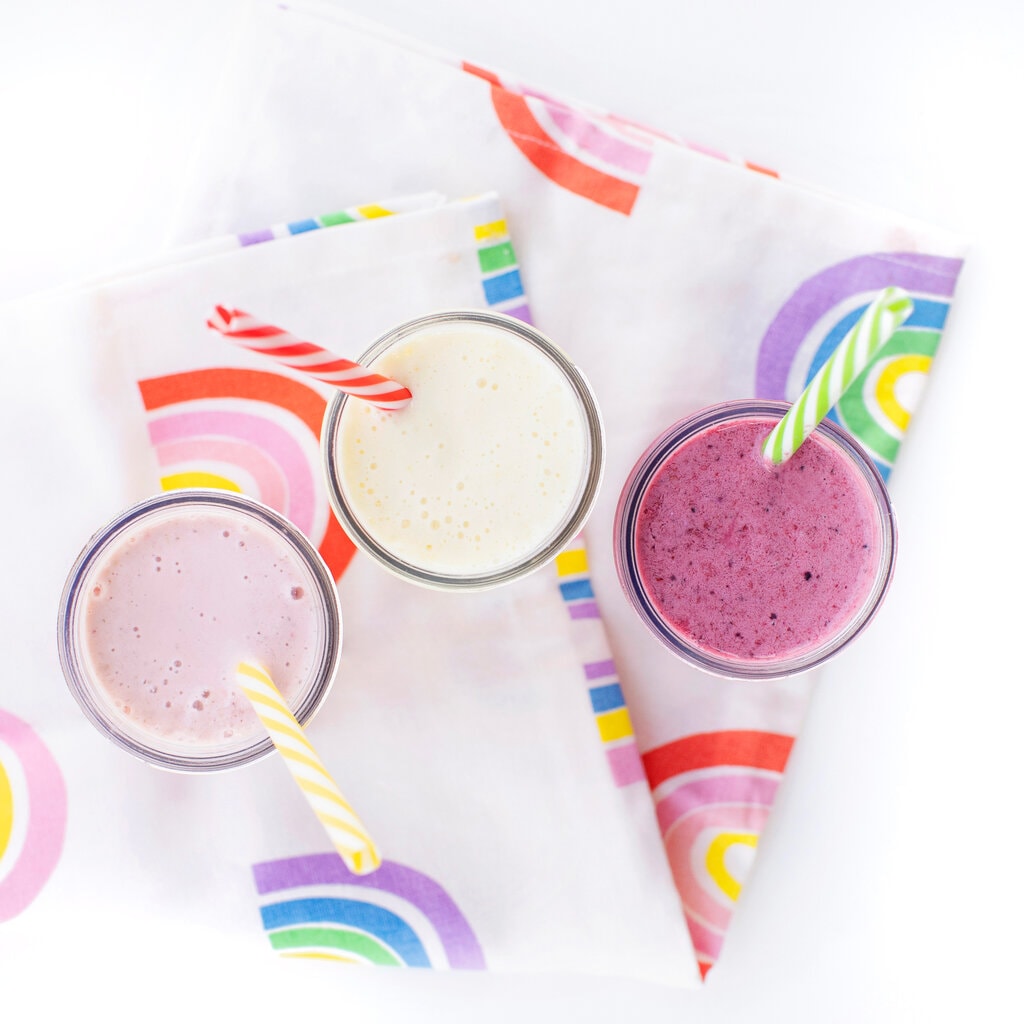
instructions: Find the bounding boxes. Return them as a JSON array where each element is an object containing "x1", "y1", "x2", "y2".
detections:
[{"x1": 1, "y1": 0, "x2": 1022, "y2": 1020}]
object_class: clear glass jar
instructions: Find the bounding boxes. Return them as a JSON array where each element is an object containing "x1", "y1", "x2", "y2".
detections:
[
  {"x1": 321, "y1": 310, "x2": 604, "y2": 590},
  {"x1": 614, "y1": 399, "x2": 897, "y2": 680},
  {"x1": 57, "y1": 490, "x2": 342, "y2": 771}
]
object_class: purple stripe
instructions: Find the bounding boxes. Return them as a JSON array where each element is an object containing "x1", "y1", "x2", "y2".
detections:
[
  {"x1": 252, "y1": 854, "x2": 486, "y2": 969},
  {"x1": 237, "y1": 228, "x2": 275, "y2": 246},
  {"x1": 755, "y1": 252, "x2": 964, "y2": 399},
  {"x1": 568, "y1": 600, "x2": 601, "y2": 620},
  {"x1": 583, "y1": 658, "x2": 616, "y2": 680},
  {"x1": 501, "y1": 302, "x2": 533, "y2": 325}
]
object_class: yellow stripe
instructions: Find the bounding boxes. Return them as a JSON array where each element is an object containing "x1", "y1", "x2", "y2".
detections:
[
  {"x1": 297, "y1": 776, "x2": 354, "y2": 811},
  {"x1": 555, "y1": 548, "x2": 588, "y2": 576},
  {"x1": 236, "y1": 661, "x2": 272, "y2": 685},
  {"x1": 281, "y1": 951, "x2": 362, "y2": 963},
  {"x1": 875, "y1": 353, "x2": 931, "y2": 433},
  {"x1": 316, "y1": 809, "x2": 374, "y2": 845},
  {"x1": 705, "y1": 831, "x2": 758, "y2": 902},
  {"x1": 250, "y1": 714, "x2": 316, "y2": 756},
  {"x1": 473, "y1": 218, "x2": 508, "y2": 241},
  {"x1": 275, "y1": 745, "x2": 334, "y2": 778},
  {"x1": 0, "y1": 760, "x2": 14, "y2": 862},
  {"x1": 161, "y1": 472, "x2": 241, "y2": 493},
  {"x1": 595, "y1": 707, "x2": 633, "y2": 743},
  {"x1": 355, "y1": 204, "x2": 394, "y2": 219},
  {"x1": 351, "y1": 846, "x2": 382, "y2": 873}
]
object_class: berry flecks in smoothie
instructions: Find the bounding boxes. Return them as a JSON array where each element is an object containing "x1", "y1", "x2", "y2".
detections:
[{"x1": 634, "y1": 417, "x2": 882, "y2": 663}]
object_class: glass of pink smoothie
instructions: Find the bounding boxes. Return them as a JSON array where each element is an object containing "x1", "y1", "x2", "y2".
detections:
[
  {"x1": 58, "y1": 490, "x2": 342, "y2": 771},
  {"x1": 614, "y1": 400, "x2": 897, "y2": 679},
  {"x1": 321, "y1": 310, "x2": 604, "y2": 590}
]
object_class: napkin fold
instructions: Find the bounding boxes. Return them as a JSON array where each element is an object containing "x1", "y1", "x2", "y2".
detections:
[
  {"x1": 0, "y1": 191, "x2": 700, "y2": 988},
  {"x1": 165, "y1": 0, "x2": 967, "y2": 978}
]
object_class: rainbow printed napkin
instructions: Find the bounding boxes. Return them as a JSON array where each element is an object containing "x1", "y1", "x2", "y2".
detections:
[
  {"x1": 0, "y1": 190, "x2": 700, "y2": 990},
  {"x1": 165, "y1": 0, "x2": 967, "y2": 979}
]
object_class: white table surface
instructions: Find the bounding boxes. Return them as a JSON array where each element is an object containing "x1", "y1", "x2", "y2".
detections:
[{"x1": 2, "y1": 0, "x2": 1021, "y2": 1019}]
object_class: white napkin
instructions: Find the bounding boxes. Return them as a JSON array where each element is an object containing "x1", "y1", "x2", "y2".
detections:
[
  {"x1": 0, "y1": 191, "x2": 699, "y2": 987},
  {"x1": 164, "y1": 0, "x2": 967, "y2": 975}
]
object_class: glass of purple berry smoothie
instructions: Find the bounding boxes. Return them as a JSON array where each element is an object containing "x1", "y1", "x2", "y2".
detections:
[{"x1": 614, "y1": 399, "x2": 897, "y2": 680}]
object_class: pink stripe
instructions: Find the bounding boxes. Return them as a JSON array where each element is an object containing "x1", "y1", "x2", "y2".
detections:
[
  {"x1": 665, "y1": 803, "x2": 772, "y2": 931},
  {"x1": 606, "y1": 743, "x2": 646, "y2": 786},
  {"x1": 682, "y1": 910, "x2": 724, "y2": 965},
  {"x1": 656, "y1": 771, "x2": 780, "y2": 833},
  {"x1": 684, "y1": 140, "x2": 731, "y2": 162},
  {"x1": 0, "y1": 712, "x2": 67, "y2": 922},
  {"x1": 147, "y1": 410, "x2": 316, "y2": 535},
  {"x1": 544, "y1": 104, "x2": 652, "y2": 175},
  {"x1": 153, "y1": 437, "x2": 288, "y2": 513}
]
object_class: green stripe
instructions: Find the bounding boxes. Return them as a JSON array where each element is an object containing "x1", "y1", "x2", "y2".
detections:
[
  {"x1": 268, "y1": 926, "x2": 403, "y2": 965},
  {"x1": 873, "y1": 327, "x2": 941, "y2": 358},
  {"x1": 477, "y1": 241, "x2": 517, "y2": 273},
  {"x1": 320, "y1": 210, "x2": 357, "y2": 227}
]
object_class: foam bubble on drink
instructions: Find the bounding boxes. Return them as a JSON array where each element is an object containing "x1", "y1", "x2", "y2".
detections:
[
  {"x1": 82, "y1": 507, "x2": 322, "y2": 746},
  {"x1": 336, "y1": 320, "x2": 588, "y2": 575}
]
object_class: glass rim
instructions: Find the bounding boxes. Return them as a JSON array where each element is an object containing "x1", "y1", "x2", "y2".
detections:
[
  {"x1": 56, "y1": 489, "x2": 343, "y2": 772},
  {"x1": 321, "y1": 309, "x2": 605, "y2": 591},
  {"x1": 614, "y1": 399, "x2": 898, "y2": 680}
]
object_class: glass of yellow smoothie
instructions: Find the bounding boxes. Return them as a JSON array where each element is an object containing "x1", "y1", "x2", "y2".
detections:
[{"x1": 321, "y1": 310, "x2": 604, "y2": 590}]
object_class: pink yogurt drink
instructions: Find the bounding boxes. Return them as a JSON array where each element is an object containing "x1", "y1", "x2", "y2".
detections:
[
  {"x1": 614, "y1": 400, "x2": 897, "y2": 679},
  {"x1": 58, "y1": 491, "x2": 342, "y2": 770}
]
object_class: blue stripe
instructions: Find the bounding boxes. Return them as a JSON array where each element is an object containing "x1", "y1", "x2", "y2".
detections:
[
  {"x1": 559, "y1": 578, "x2": 594, "y2": 602},
  {"x1": 287, "y1": 218, "x2": 321, "y2": 235},
  {"x1": 260, "y1": 897, "x2": 430, "y2": 967},
  {"x1": 809, "y1": 298, "x2": 949, "y2": 381},
  {"x1": 482, "y1": 269, "x2": 524, "y2": 305},
  {"x1": 589, "y1": 683, "x2": 625, "y2": 713}
]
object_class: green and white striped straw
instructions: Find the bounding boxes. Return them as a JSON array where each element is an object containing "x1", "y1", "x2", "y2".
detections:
[{"x1": 762, "y1": 286, "x2": 915, "y2": 464}]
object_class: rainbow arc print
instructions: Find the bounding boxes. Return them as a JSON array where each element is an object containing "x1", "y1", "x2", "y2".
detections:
[
  {"x1": 644, "y1": 729, "x2": 794, "y2": 977},
  {"x1": 755, "y1": 252, "x2": 963, "y2": 479},
  {"x1": 137, "y1": 368, "x2": 356, "y2": 581},
  {"x1": 0, "y1": 710, "x2": 67, "y2": 922},
  {"x1": 253, "y1": 853, "x2": 486, "y2": 968},
  {"x1": 464, "y1": 63, "x2": 657, "y2": 216}
]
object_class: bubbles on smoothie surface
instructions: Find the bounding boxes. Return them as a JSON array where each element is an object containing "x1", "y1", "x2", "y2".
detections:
[{"x1": 80, "y1": 507, "x2": 322, "y2": 745}]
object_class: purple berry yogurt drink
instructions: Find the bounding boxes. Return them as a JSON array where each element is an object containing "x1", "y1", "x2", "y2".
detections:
[
  {"x1": 614, "y1": 400, "x2": 897, "y2": 679},
  {"x1": 58, "y1": 490, "x2": 342, "y2": 771}
]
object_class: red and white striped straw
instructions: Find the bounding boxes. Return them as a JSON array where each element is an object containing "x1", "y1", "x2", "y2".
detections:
[{"x1": 206, "y1": 306, "x2": 412, "y2": 411}]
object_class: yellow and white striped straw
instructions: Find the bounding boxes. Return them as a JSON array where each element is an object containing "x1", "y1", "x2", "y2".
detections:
[
  {"x1": 236, "y1": 660, "x2": 381, "y2": 875},
  {"x1": 762, "y1": 286, "x2": 915, "y2": 464}
]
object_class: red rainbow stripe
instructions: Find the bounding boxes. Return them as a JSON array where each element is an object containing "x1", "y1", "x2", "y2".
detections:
[{"x1": 138, "y1": 367, "x2": 356, "y2": 580}]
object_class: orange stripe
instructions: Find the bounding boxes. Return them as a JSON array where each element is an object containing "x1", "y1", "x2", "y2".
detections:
[
  {"x1": 744, "y1": 161, "x2": 779, "y2": 178},
  {"x1": 642, "y1": 730, "x2": 794, "y2": 789},
  {"x1": 489, "y1": 87, "x2": 639, "y2": 216},
  {"x1": 462, "y1": 60, "x2": 501, "y2": 85}
]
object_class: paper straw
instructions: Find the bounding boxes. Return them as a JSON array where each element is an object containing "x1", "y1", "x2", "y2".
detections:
[
  {"x1": 762, "y1": 286, "x2": 915, "y2": 464},
  {"x1": 207, "y1": 306, "x2": 412, "y2": 411},
  {"x1": 236, "y1": 660, "x2": 381, "y2": 875}
]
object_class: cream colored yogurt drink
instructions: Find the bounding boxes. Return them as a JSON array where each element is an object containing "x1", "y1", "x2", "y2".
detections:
[
  {"x1": 58, "y1": 490, "x2": 341, "y2": 771},
  {"x1": 322, "y1": 311, "x2": 604, "y2": 589}
]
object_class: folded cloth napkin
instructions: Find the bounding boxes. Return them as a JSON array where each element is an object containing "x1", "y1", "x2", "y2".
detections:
[
  {"x1": 166, "y1": 0, "x2": 967, "y2": 977},
  {"x1": 0, "y1": 191, "x2": 701, "y2": 989}
]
